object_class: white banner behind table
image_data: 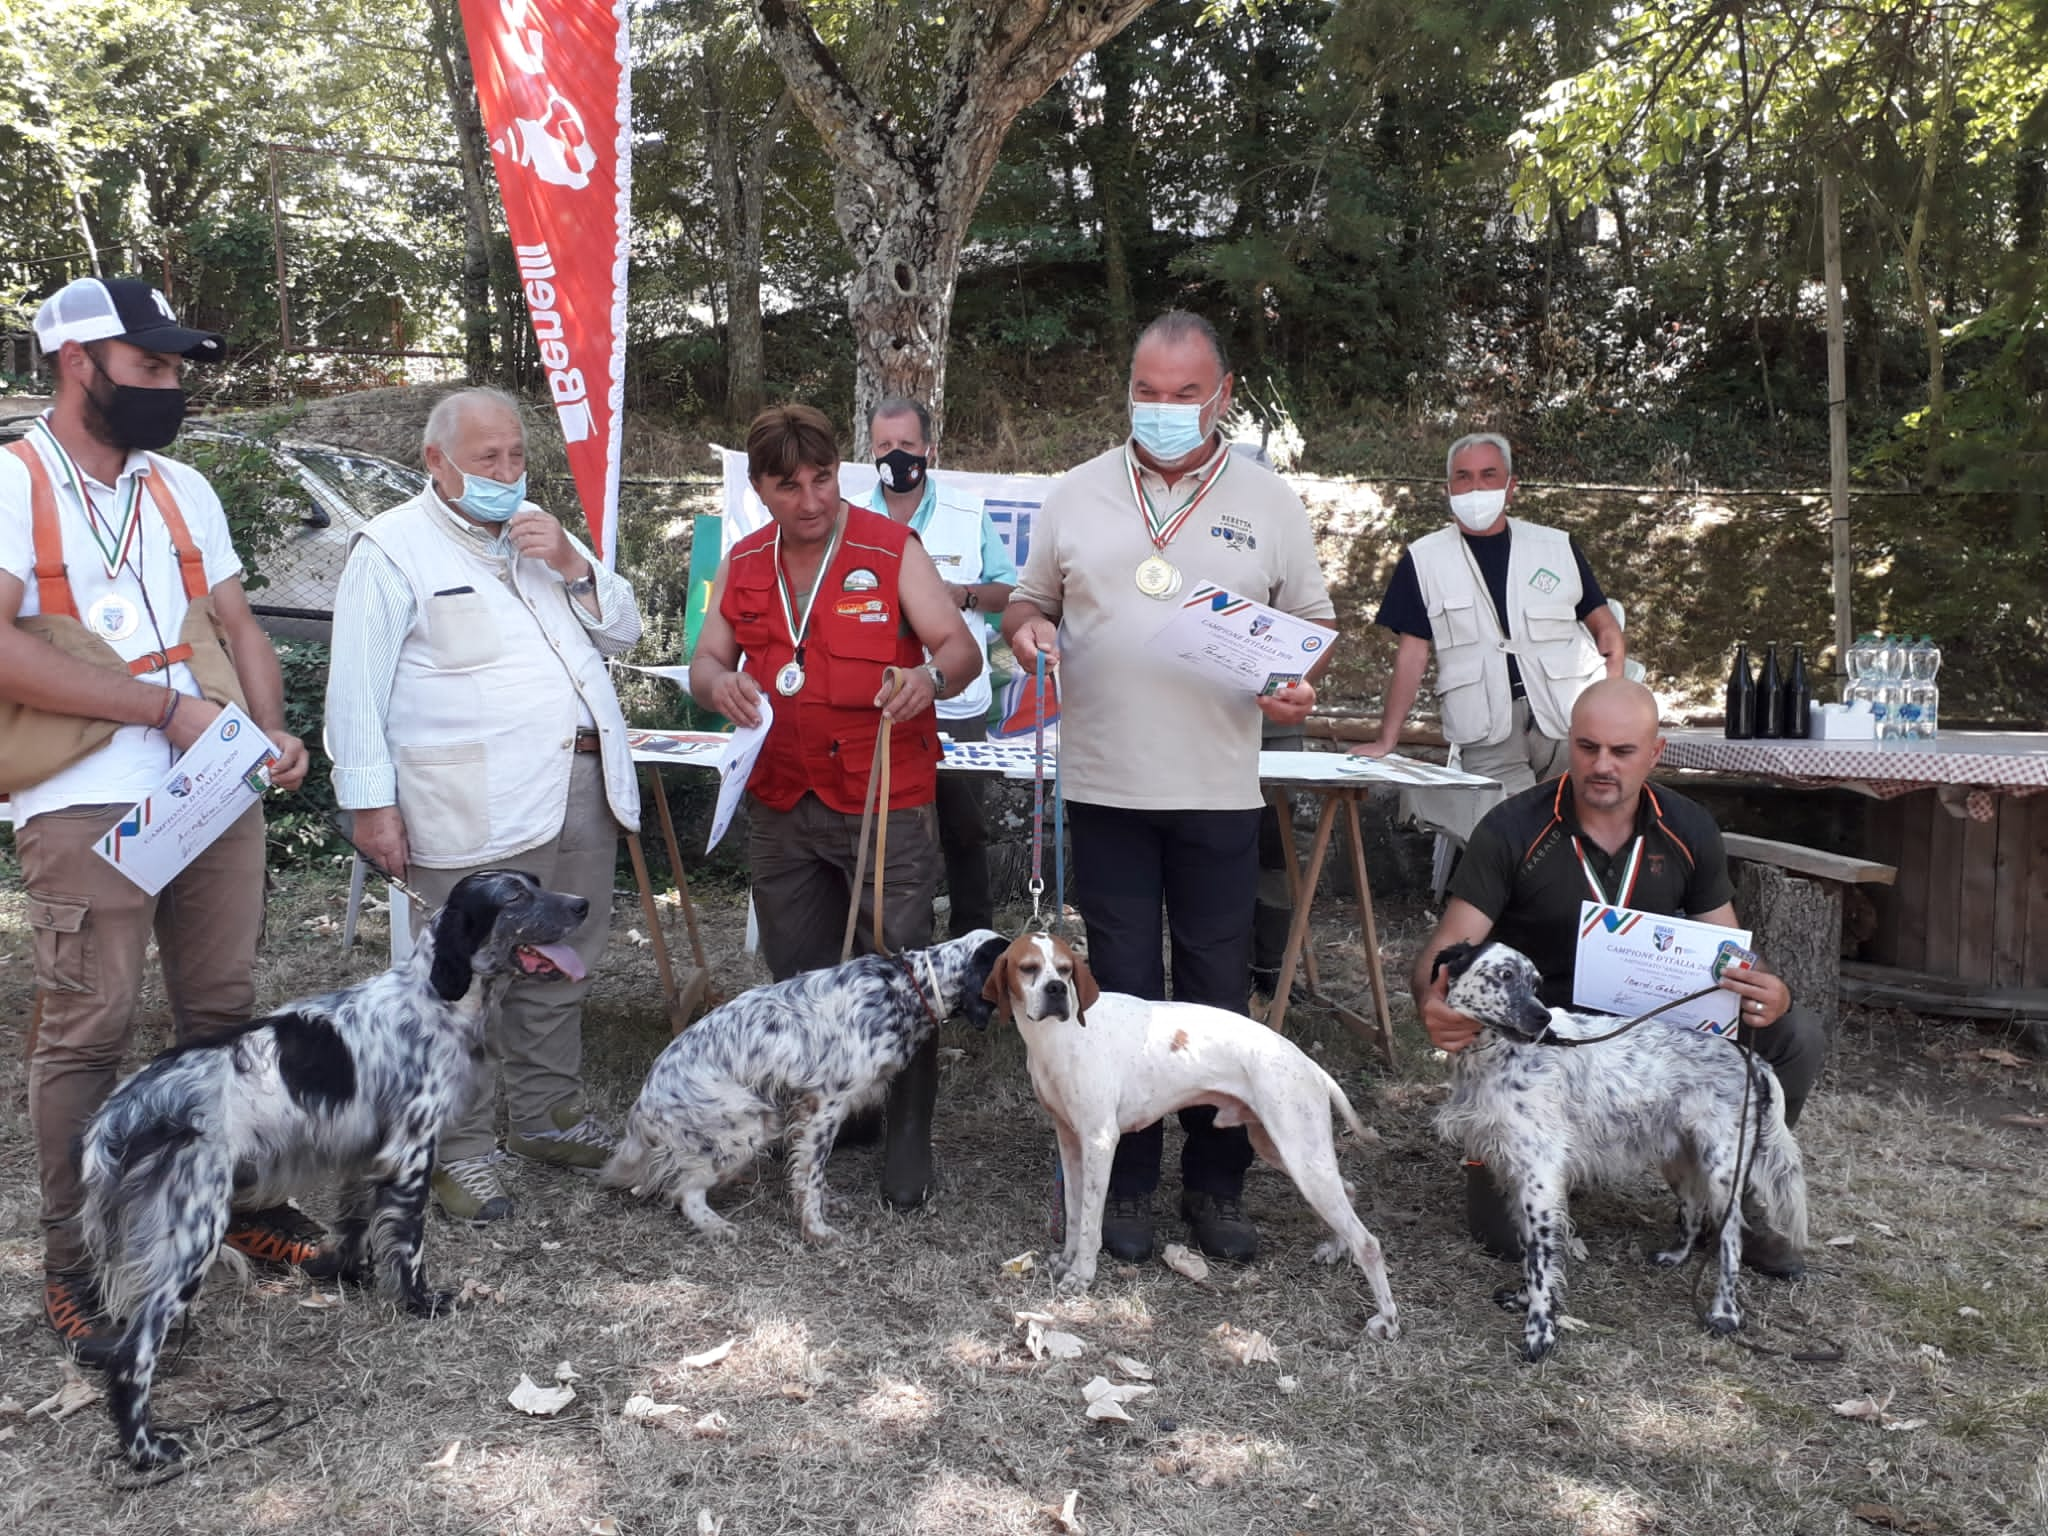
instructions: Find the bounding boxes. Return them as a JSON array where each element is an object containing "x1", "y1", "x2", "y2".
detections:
[{"x1": 92, "y1": 705, "x2": 278, "y2": 896}]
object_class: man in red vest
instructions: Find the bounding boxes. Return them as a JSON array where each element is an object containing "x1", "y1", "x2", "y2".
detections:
[
  {"x1": 690, "y1": 403, "x2": 983, "y2": 1209},
  {"x1": 0, "y1": 277, "x2": 314, "y2": 1365}
]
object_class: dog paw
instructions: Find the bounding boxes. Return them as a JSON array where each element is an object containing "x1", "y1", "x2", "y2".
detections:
[
  {"x1": 1492, "y1": 1284, "x2": 1530, "y2": 1313},
  {"x1": 127, "y1": 1430, "x2": 188, "y2": 1469},
  {"x1": 693, "y1": 1218, "x2": 740, "y2": 1244},
  {"x1": 1365, "y1": 1311, "x2": 1400, "y2": 1342},
  {"x1": 1649, "y1": 1247, "x2": 1691, "y2": 1269},
  {"x1": 405, "y1": 1288, "x2": 458, "y2": 1319},
  {"x1": 1053, "y1": 1262, "x2": 1096, "y2": 1294},
  {"x1": 1704, "y1": 1308, "x2": 1743, "y2": 1337},
  {"x1": 1312, "y1": 1238, "x2": 1344, "y2": 1266},
  {"x1": 800, "y1": 1221, "x2": 843, "y2": 1248},
  {"x1": 1521, "y1": 1326, "x2": 1556, "y2": 1363}
]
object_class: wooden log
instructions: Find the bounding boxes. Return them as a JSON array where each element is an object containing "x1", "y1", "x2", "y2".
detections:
[{"x1": 1734, "y1": 860, "x2": 1842, "y2": 1032}]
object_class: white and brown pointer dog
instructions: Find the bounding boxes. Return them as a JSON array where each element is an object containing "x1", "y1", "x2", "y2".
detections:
[
  {"x1": 982, "y1": 932, "x2": 1400, "y2": 1341},
  {"x1": 80, "y1": 869, "x2": 591, "y2": 1468}
]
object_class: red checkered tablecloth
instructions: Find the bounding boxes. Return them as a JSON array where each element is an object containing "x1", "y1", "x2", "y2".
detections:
[{"x1": 1658, "y1": 730, "x2": 2048, "y2": 821}]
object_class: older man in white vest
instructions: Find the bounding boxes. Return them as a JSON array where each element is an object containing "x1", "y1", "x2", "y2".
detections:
[
  {"x1": 866, "y1": 396, "x2": 1015, "y2": 936},
  {"x1": 326, "y1": 387, "x2": 641, "y2": 1223},
  {"x1": 1354, "y1": 433, "x2": 1623, "y2": 826}
]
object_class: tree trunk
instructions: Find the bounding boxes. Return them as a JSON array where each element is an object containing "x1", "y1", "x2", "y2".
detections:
[
  {"x1": 1089, "y1": 34, "x2": 1140, "y2": 358},
  {"x1": 701, "y1": 54, "x2": 791, "y2": 425},
  {"x1": 428, "y1": 0, "x2": 511, "y2": 385},
  {"x1": 1733, "y1": 862, "x2": 1842, "y2": 1034},
  {"x1": 837, "y1": 177, "x2": 968, "y2": 451}
]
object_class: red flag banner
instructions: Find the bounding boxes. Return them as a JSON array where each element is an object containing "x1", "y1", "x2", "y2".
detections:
[{"x1": 458, "y1": 0, "x2": 630, "y2": 565}]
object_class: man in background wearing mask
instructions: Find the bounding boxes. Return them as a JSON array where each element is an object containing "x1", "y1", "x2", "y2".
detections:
[
  {"x1": 1353, "y1": 433, "x2": 1623, "y2": 813},
  {"x1": 0, "y1": 277, "x2": 312, "y2": 1364},
  {"x1": 867, "y1": 396, "x2": 1015, "y2": 938},
  {"x1": 1004, "y1": 312, "x2": 1335, "y2": 1267},
  {"x1": 326, "y1": 387, "x2": 641, "y2": 1223}
]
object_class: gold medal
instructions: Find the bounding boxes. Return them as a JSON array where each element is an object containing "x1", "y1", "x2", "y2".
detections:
[
  {"x1": 1135, "y1": 553, "x2": 1182, "y2": 600},
  {"x1": 775, "y1": 660, "x2": 806, "y2": 697}
]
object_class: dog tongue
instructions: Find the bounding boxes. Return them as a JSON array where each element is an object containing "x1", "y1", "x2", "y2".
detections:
[{"x1": 531, "y1": 942, "x2": 586, "y2": 981}]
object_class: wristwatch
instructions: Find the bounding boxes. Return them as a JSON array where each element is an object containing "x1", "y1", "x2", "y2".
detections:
[
  {"x1": 565, "y1": 571, "x2": 596, "y2": 596},
  {"x1": 925, "y1": 663, "x2": 947, "y2": 698},
  {"x1": 957, "y1": 583, "x2": 974, "y2": 611}
]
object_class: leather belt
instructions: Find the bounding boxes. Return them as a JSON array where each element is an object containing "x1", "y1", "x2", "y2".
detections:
[
  {"x1": 129, "y1": 644, "x2": 194, "y2": 677},
  {"x1": 573, "y1": 729, "x2": 602, "y2": 754}
]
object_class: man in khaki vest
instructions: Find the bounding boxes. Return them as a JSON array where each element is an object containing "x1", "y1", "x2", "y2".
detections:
[
  {"x1": 0, "y1": 277, "x2": 312, "y2": 1366},
  {"x1": 1354, "y1": 433, "x2": 1624, "y2": 830},
  {"x1": 325, "y1": 388, "x2": 642, "y2": 1224}
]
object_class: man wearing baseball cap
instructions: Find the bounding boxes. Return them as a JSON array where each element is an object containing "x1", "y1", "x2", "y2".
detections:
[{"x1": 0, "y1": 277, "x2": 318, "y2": 1366}]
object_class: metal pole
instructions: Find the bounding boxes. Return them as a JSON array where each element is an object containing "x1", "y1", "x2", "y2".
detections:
[
  {"x1": 267, "y1": 145, "x2": 293, "y2": 352},
  {"x1": 1823, "y1": 173, "x2": 1853, "y2": 687}
]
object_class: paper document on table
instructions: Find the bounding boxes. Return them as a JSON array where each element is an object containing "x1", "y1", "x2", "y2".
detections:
[
  {"x1": 706, "y1": 699, "x2": 773, "y2": 851},
  {"x1": 92, "y1": 705, "x2": 279, "y2": 896},
  {"x1": 1572, "y1": 903, "x2": 1753, "y2": 1034},
  {"x1": 1142, "y1": 582, "x2": 1335, "y2": 694}
]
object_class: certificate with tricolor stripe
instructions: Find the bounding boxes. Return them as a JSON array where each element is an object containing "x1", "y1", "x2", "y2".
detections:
[
  {"x1": 92, "y1": 704, "x2": 279, "y2": 896},
  {"x1": 1142, "y1": 580, "x2": 1337, "y2": 695},
  {"x1": 1572, "y1": 902, "x2": 1753, "y2": 1034}
]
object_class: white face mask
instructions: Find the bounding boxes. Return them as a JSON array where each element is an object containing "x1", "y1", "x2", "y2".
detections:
[{"x1": 1449, "y1": 488, "x2": 1508, "y2": 532}]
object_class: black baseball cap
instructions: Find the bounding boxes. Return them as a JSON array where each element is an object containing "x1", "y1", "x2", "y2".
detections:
[{"x1": 34, "y1": 276, "x2": 226, "y2": 362}]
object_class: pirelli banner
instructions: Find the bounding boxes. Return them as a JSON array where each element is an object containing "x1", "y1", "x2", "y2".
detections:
[{"x1": 460, "y1": 0, "x2": 631, "y2": 565}]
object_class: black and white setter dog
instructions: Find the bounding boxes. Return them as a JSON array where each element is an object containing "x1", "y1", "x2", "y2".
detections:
[
  {"x1": 604, "y1": 931, "x2": 1008, "y2": 1244},
  {"x1": 1431, "y1": 941, "x2": 1809, "y2": 1360},
  {"x1": 80, "y1": 869, "x2": 590, "y2": 1468}
]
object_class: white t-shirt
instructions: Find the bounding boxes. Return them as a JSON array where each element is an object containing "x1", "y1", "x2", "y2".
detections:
[{"x1": 0, "y1": 423, "x2": 244, "y2": 823}]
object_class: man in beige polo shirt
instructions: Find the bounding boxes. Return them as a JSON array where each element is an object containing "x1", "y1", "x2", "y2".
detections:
[{"x1": 1003, "y1": 310, "x2": 1335, "y2": 1266}]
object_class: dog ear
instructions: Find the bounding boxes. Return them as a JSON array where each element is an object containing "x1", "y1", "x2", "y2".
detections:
[
  {"x1": 1430, "y1": 940, "x2": 1483, "y2": 985},
  {"x1": 1069, "y1": 949, "x2": 1101, "y2": 1024},
  {"x1": 428, "y1": 877, "x2": 495, "y2": 1001},
  {"x1": 980, "y1": 949, "x2": 1015, "y2": 1028}
]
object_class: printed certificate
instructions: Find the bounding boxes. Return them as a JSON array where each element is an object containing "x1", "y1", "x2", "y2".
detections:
[
  {"x1": 1572, "y1": 902, "x2": 1754, "y2": 1034},
  {"x1": 706, "y1": 699, "x2": 774, "y2": 851},
  {"x1": 1143, "y1": 581, "x2": 1337, "y2": 694},
  {"x1": 93, "y1": 705, "x2": 278, "y2": 896}
]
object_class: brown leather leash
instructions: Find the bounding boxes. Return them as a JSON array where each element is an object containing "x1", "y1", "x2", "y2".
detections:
[{"x1": 841, "y1": 666, "x2": 903, "y2": 963}]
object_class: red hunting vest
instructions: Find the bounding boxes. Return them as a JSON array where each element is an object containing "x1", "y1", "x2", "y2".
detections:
[{"x1": 721, "y1": 503, "x2": 939, "y2": 814}]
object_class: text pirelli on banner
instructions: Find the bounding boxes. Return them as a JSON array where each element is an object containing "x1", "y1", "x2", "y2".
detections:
[{"x1": 459, "y1": 0, "x2": 631, "y2": 566}]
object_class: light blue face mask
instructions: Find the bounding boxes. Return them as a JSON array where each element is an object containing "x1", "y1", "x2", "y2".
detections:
[
  {"x1": 457, "y1": 471, "x2": 527, "y2": 523},
  {"x1": 1128, "y1": 382, "x2": 1223, "y2": 462}
]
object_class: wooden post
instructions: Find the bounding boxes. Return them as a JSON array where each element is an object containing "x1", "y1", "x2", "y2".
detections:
[{"x1": 1823, "y1": 173, "x2": 1853, "y2": 687}]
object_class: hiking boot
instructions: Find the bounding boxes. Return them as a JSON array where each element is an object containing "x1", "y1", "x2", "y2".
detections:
[
  {"x1": 44, "y1": 1270, "x2": 120, "y2": 1370},
  {"x1": 1741, "y1": 1205, "x2": 1807, "y2": 1281},
  {"x1": 225, "y1": 1203, "x2": 342, "y2": 1280},
  {"x1": 433, "y1": 1152, "x2": 515, "y2": 1223},
  {"x1": 507, "y1": 1104, "x2": 618, "y2": 1170},
  {"x1": 1181, "y1": 1190, "x2": 1260, "y2": 1264},
  {"x1": 880, "y1": 1038, "x2": 938, "y2": 1211},
  {"x1": 1101, "y1": 1194, "x2": 1155, "y2": 1263},
  {"x1": 1464, "y1": 1159, "x2": 1525, "y2": 1262}
]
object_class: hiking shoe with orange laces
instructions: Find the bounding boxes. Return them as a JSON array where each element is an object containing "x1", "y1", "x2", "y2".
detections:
[
  {"x1": 225, "y1": 1203, "x2": 342, "y2": 1279},
  {"x1": 44, "y1": 1270, "x2": 120, "y2": 1370}
]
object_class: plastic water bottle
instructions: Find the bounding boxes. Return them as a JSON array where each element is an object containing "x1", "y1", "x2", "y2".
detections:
[
  {"x1": 1845, "y1": 633, "x2": 1876, "y2": 711},
  {"x1": 1895, "y1": 637, "x2": 1926, "y2": 739},
  {"x1": 1912, "y1": 636, "x2": 1941, "y2": 739},
  {"x1": 1868, "y1": 634, "x2": 1896, "y2": 739}
]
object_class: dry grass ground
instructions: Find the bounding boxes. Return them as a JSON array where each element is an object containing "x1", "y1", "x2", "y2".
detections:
[{"x1": 2, "y1": 849, "x2": 2046, "y2": 1536}]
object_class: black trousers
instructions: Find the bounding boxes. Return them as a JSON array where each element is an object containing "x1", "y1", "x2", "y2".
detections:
[
  {"x1": 1067, "y1": 799, "x2": 1262, "y2": 1199},
  {"x1": 1252, "y1": 727, "x2": 1306, "y2": 979},
  {"x1": 936, "y1": 716, "x2": 994, "y2": 936}
]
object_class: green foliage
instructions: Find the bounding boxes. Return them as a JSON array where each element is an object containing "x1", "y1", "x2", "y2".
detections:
[
  {"x1": 176, "y1": 430, "x2": 306, "y2": 593},
  {"x1": 266, "y1": 637, "x2": 345, "y2": 866}
]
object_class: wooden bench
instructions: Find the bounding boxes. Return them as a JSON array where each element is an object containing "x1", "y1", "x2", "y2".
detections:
[{"x1": 1721, "y1": 834, "x2": 1896, "y2": 1029}]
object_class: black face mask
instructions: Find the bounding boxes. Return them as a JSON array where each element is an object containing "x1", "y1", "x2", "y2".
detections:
[
  {"x1": 86, "y1": 352, "x2": 188, "y2": 452},
  {"x1": 875, "y1": 448, "x2": 928, "y2": 496}
]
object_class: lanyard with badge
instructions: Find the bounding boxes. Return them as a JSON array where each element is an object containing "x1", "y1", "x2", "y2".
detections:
[
  {"x1": 770, "y1": 510, "x2": 846, "y2": 697},
  {"x1": 31, "y1": 416, "x2": 160, "y2": 647},
  {"x1": 1123, "y1": 446, "x2": 1230, "y2": 601}
]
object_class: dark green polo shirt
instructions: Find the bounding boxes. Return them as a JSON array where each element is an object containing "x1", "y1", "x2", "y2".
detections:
[{"x1": 1450, "y1": 777, "x2": 1735, "y2": 1007}]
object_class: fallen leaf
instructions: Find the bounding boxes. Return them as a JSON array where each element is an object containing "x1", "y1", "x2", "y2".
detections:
[
  {"x1": 1040, "y1": 1330, "x2": 1086, "y2": 1360},
  {"x1": 581, "y1": 1520, "x2": 620, "y2": 1536},
  {"x1": 509, "y1": 1373, "x2": 577, "y2": 1417},
  {"x1": 1826, "y1": 1235, "x2": 1857, "y2": 1247},
  {"x1": 0, "y1": 1397, "x2": 21, "y2": 1418},
  {"x1": 1832, "y1": 1391, "x2": 1894, "y2": 1424},
  {"x1": 1002, "y1": 1251, "x2": 1037, "y2": 1276},
  {"x1": 1212, "y1": 1323, "x2": 1278, "y2": 1366},
  {"x1": 1084, "y1": 1397, "x2": 1133, "y2": 1423},
  {"x1": 298, "y1": 1291, "x2": 342, "y2": 1310},
  {"x1": 1081, "y1": 1375, "x2": 1155, "y2": 1409},
  {"x1": 1916, "y1": 1344, "x2": 1948, "y2": 1362},
  {"x1": 1958, "y1": 1306, "x2": 1984, "y2": 1319},
  {"x1": 555, "y1": 1360, "x2": 582, "y2": 1384},
  {"x1": 28, "y1": 1368, "x2": 100, "y2": 1421},
  {"x1": 1161, "y1": 1244, "x2": 1209, "y2": 1282},
  {"x1": 1998, "y1": 1114, "x2": 2048, "y2": 1129},
  {"x1": 1276, "y1": 1375, "x2": 1300, "y2": 1395},
  {"x1": 1050, "y1": 1489, "x2": 1083, "y2": 1532},
  {"x1": 680, "y1": 1338, "x2": 736, "y2": 1370},
  {"x1": 457, "y1": 1278, "x2": 505, "y2": 1305},
  {"x1": 1882, "y1": 1418, "x2": 1929, "y2": 1433},
  {"x1": 541, "y1": 1240, "x2": 563, "y2": 1251},
  {"x1": 622, "y1": 1395, "x2": 688, "y2": 1422},
  {"x1": 1978, "y1": 1048, "x2": 2029, "y2": 1068},
  {"x1": 1106, "y1": 1353, "x2": 1154, "y2": 1381},
  {"x1": 423, "y1": 1440, "x2": 461, "y2": 1470},
  {"x1": 626, "y1": 928, "x2": 649, "y2": 947},
  {"x1": 696, "y1": 1512, "x2": 720, "y2": 1535},
  {"x1": 0, "y1": 1427, "x2": 12, "y2": 1443},
  {"x1": 1850, "y1": 1503, "x2": 1935, "y2": 1532},
  {"x1": 693, "y1": 1411, "x2": 730, "y2": 1438},
  {"x1": 1869, "y1": 1220, "x2": 1898, "y2": 1238},
  {"x1": 1556, "y1": 1315, "x2": 1590, "y2": 1332}
]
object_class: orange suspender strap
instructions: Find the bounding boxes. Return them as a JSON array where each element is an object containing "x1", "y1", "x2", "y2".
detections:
[
  {"x1": 6, "y1": 440, "x2": 79, "y2": 621},
  {"x1": 137, "y1": 461, "x2": 210, "y2": 603}
]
